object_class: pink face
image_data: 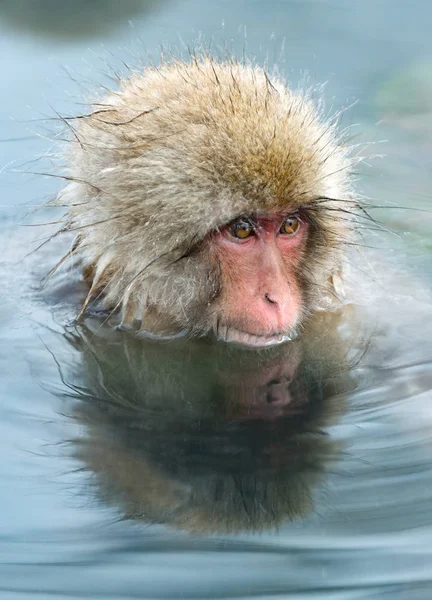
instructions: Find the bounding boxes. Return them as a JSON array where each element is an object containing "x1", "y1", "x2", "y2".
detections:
[{"x1": 211, "y1": 212, "x2": 308, "y2": 347}]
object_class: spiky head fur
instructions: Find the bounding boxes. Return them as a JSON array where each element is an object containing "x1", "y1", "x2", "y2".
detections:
[{"x1": 57, "y1": 57, "x2": 357, "y2": 336}]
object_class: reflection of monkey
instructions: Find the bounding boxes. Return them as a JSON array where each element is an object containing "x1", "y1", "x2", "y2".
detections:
[
  {"x1": 61, "y1": 311, "x2": 357, "y2": 534},
  {"x1": 53, "y1": 57, "x2": 361, "y2": 347}
]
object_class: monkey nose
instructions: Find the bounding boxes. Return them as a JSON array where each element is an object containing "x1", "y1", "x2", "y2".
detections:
[{"x1": 261, "y1": 289, "x2": 291, "y2": 328}]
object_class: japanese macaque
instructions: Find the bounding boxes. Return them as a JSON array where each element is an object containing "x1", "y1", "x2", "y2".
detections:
[
  {"x1": 62, "y1": 311, "x2": 355, "y2": 534},
  {"x1": 55, "y1": 56, "x2": 359, "y2": 347}
]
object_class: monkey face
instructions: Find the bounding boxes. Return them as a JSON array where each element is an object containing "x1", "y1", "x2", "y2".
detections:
[{"x1": 210, "y1": 212, "x2": 308, "y2": 346}]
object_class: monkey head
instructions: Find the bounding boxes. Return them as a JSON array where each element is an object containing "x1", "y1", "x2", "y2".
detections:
[{"x1": 57, "y1": 57, "x2": 358, "y2": 346}]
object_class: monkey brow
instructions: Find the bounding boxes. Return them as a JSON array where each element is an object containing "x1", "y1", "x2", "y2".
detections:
[
  {"x1": 231, "y1": 211, "x2": 301, "y2": 226},
  {"x1": 217, "y1": 209, "x2": 303, "y2": 235},
  {"x1": 231, "y1": 214, "x2": 260, "y2": 227},
  {"x1": 236, "y1": 214, "x2": 259, "y2": 226},
  {"x1": 212, "y1": 214, "x2": 256, "y2": 233}
]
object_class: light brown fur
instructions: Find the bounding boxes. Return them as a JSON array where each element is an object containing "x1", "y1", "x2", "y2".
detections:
[{"x1": 56, "y1": 56, "x2": 358, "y2": 337}]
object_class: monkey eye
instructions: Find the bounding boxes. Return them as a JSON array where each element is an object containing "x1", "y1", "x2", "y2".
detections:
[
  {"x1": 280, "y1": 215, "x2": 300, "y2": 235},
  {"x1": 230, "y1": 219, "x2": 255, "y2": 239}
]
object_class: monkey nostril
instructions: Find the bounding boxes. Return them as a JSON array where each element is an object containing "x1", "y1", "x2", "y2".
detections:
[{"x1": 264, "y1": 293, "x2": 277, "y2": 305}]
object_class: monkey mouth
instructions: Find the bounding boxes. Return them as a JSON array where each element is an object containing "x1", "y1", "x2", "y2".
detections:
[{"x1": 216, "y1": 324, "x2": 295, "y2": 348}]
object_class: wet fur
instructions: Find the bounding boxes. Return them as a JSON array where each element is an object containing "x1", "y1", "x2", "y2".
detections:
[{"x1": 56, "y1": 56, "x2": 359, "y2": 336}]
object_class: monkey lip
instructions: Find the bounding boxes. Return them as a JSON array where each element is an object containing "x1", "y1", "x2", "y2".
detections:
[{"x1": 216, "y1": 325, "x2": 295, "y2": 348}]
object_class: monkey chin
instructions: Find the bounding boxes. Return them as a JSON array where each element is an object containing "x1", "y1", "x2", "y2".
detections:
[{"x1": 215, "y1": 325, "x2": 298, "y2": 348}]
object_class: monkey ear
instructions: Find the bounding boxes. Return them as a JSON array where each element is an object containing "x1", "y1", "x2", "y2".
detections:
[{"x1": 329, "y1": 266, "x2": 346, "y2": 302}]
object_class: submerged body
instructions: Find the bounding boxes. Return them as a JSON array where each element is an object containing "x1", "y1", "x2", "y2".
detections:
[{"x1": 57, "y1": 57, "x2": 359, "y2": 346}]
